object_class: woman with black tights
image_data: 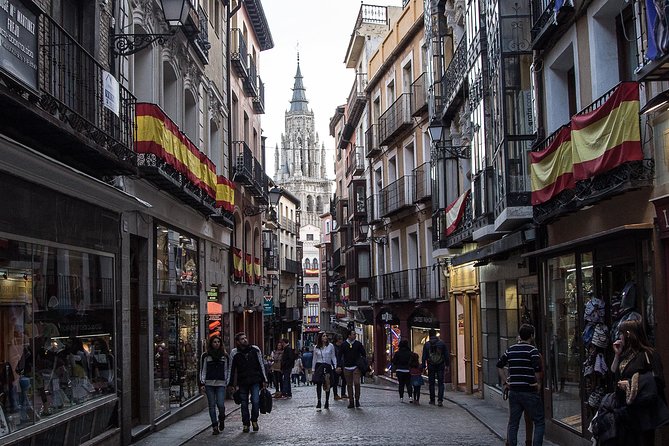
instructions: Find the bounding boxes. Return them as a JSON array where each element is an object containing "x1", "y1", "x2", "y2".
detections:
[{"x1": 312, "y1": 332, "x2": 337, "y2": 409}]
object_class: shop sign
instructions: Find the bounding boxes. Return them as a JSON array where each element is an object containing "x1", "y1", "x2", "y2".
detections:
[
  {"x1": 655, "y1": 200, "x2": 669, "y2": 238},
  {"x1": 263, "y1": 295, "x2": 273, "y2": 316},
  {"x1": 0, "y1": 0, "x2": 39, "y2": 91},
  {"x1": 517, "y1": 275, "x2": 539, "y2": 295},
  {"x1": 450, "y1": 264, "x2": 478, "y2": 291},
  {"x1": 207, "y1": 285, "x2": 219, "y2": 302},
  {"x1": 376, "y1": 308, "x2": 399, "y2": 325}
]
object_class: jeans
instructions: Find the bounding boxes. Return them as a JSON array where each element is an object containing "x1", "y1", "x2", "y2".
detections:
[
  {"x1": 204, "y1": 385, "x2": 226, "y2": 426},
  {"x1": 396, "y1": 371, "x2": 412, "y2": 399},
  {"x1": 282, "y1": 370, "x2": 292, "y2": 396},
  {"x1": 239, "y1": 383, "x2": 260, "y2": 425},
  {"x1": 428, "y1": 366, "x2": 445, "y2": 402},
  {"x1": 507, "y1": 390, "x2": 545, "y2": 446}
]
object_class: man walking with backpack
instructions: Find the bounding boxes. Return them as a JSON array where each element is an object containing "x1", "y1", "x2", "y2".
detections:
[{"x1": 422, "y1": 329, "x2": 449, "y2": 406}]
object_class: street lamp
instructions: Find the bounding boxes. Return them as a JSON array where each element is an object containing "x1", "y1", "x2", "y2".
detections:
[
  {"x1": 359, "y1": 222, "x2": 387, "y2": 245},
  {"x1": 427, "y1": 119, "x2": 445, "y2": 144},
  {"x1": 428, "y1": 119, "x2": 471, "y2": 159},
  {"x1": 111, "y1": 0, "x2": 193, "y2": 56}
]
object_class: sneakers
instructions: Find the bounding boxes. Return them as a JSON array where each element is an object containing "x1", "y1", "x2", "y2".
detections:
[
  {"x1": 400, "y1": 397, "x2": 404, "y2": 403},
  {"x1": 212, "y1": 427, "x2": 220, "y2": 435},
  {"x1": 243, "y1": 425, "x2": 250, "y2": 433},
  {"x1": 252, "y1": 421, "x2": 259, "y2": 432}
]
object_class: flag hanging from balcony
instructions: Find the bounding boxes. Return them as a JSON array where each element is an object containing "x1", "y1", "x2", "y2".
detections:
[
  {"x1": 246, "y1": 254, "x2": 253, "y2": 284},
  {"x1": 444, "y1": 190, "x2": 471, "y2": 236},
  {"x1": 216, "y1": 176, "x2": 236, "y2": 212},
  {"x1": 570, "y1": 82, "x2": 642, "y2": 181},
  {"x1": 254, "y1": 258, "x2": 262, "y2": 283},
  {"x1": 135, "y1": 103, "x2": 217, "y2": 198},
  {"x1": 554, "y1": 0, "x2": 573, "y2": 14},
  {"x1": 232, "y1": 248, "x2": 243, "y2": 281},
  {"x1": 530, "y1": 125, "x2": 574, "y2": 205}
]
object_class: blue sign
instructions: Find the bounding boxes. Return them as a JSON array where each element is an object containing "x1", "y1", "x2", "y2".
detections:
[{"x1": 263, "y1": 295, "x2": 274, "y2": 316}]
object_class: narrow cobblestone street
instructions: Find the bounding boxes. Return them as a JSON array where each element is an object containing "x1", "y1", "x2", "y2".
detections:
[{"x1": 185, "y1": 383, "x2": 504, "y2": 445}]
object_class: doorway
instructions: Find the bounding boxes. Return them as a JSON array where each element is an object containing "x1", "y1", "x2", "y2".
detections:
[{"x1": 453, "y1": 293, "x2": 482, "y2": 393}]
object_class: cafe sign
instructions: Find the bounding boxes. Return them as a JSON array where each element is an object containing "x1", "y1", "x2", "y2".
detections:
[{"x1": 0, "y1": 0, "x2": 39, "y2": 91}]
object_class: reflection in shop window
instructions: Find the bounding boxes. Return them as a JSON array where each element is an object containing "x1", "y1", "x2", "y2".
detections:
[
  {"x1": 156, "y1": 225, "x2": 198, "y2": 295},
  {"x1": 0, "y1": 239, "x2": 115, "y2": 439}
]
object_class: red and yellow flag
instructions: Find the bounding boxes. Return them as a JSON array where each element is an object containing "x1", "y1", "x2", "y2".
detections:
[
  {"x1": 530, "y1": 125, "x2": 574, "y2": 205},
  {"x1": 245, "y1": 254, "x2": 253, "y2": 284},
  {"x1": 232, "y1": 248, "x2": 243, "y2": 280},
  {"x1": 135, "y1": 103, "x2": 217, "y2": 198},
  {"x1": 216, "y1": 176, "x2": 236, "y2": 212},
  {"x1": 254, "y1": 258, "x2": 262, "y2": 283}
]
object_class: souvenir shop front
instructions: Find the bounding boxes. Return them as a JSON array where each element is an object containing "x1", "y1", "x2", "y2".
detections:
[{"x1": 532, "y1": 228, "x2": 654, "y2": 442}]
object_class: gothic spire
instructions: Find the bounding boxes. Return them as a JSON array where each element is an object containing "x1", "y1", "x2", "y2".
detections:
[{"x1": 289, "y1": 53, "x2": 309, "y2": 113}]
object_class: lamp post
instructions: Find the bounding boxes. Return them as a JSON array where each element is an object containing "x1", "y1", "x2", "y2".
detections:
[{"x1": 359, "y1": 222, "x2": 387, "y2": 245}]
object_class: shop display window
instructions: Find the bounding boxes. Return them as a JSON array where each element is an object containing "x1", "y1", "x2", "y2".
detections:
[
  {"x1": 384, "y1": 324, "x2": 400, "y2": 375},
  {"x1": 0, "y1": 238, "x2": 115, "y2": 438},
  {"x1": 156, "y1": 225, "x2": 198, "y2": 296}
]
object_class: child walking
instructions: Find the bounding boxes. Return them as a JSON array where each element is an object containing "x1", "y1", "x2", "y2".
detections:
[{"x1": 409, "y1": 352, "x2": 424, "y2": 405}]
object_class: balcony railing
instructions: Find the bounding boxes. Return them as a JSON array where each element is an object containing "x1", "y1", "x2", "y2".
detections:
[
  {"x1": 367, "y1": 193, "x2": 382, "y2": 223},
  {"x1": 374, "y1": 267, "x2": 441, "y2": 302},
  {"x1": 441, "y1": 34, "x2": 468, "y2": 121},
  {"x1": 243, "y1": 57, "x2": 258, "y2": 96},
  {"x1": 414, "y1": 162, "x2": 431, "y2": 203},
  {"x1": 192, "y1": 6, "x2": 210, "y2": 63},
  {"x1": 411, "y1": 72, "x2": 428, "y2": 116},
  {"x1": 531, "y1": 0, "x2": 574, "y2": 49},
  {"x1": 346, "y1": 72, "x2": 368, "y2": 127},
  {"x1": 365, "y1": 124, "x2": 383, "y2": 158},
  {"x1": 432, "y1": 191, "x2": 473, "y2": 249},
  {"x1": 347, "y1": 146, "x2": 365, "y2": 176},
  {"x1": 378, "y1": 93, "x2": 413, "y2": 146},
  {"x1": 380, "y1": 175, "x2": 416, "y2": 217},
  {"x1": 253, "y1": 77, "x2": 265, "y2": 114},
  {"x1": 283, "y1": 258, "x2": 301, "y2": 275},
  {"x1": 231, "y1": 28, "x2": 249, "y2": 78},
  {"x1": 355, "y1": 4, "x2": 388, "y2": 28},
  {"x1": 33, "y1": 14, "x2": 136, "y2": 173},
  {"x1": 233, "y1": 141, "x2": 254, "y2": 184}
]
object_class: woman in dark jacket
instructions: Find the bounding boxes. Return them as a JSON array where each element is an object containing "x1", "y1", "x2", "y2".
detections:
[
  {"x1": 391, "y1": 339, "x2": 413, "y2": 403},
  {"x1": 609, "y1": 320, "x2": 669, "y2": 445},
  {"x1": 200, "y1": 335, "x2": 229, "y2": 435}
]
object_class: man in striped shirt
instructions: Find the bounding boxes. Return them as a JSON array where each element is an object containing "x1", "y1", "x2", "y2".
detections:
[{"x1": 497, "y1": 324, "x2": 544, "y2": 446}]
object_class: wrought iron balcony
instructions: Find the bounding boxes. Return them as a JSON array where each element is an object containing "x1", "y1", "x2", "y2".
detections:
[
  {"x1": 252, "y1": 76, "x2": 265, "y2": 114},
  {"x1": 380, "y1": 175, "x2": 416, "y2": 217},
  {"x1": 231, "y1": 28, "x2": 249, "y2": 79},
  {"x1": 346, "y1": 72, "x2": 368, "y2": 127},
  {"x1": 492, "y1": 139, "x2": 533, "y2": 231},
  {"x1": 243, "y1": 57, "x2": 259, "y2": 96},
  {"x1": 374, "y1": 267, "x2": 441, "y2": 302},
  {"x1": 432, "y1": 191, "x2": 473, "y2": 249},
  {"x1": 367, "y1": 194, "x2": 382, "y2": 223},
  {"x1": 283, "y1": 258, "x2": 301, "y2": 275},
  {"x1": 365, "y1": 124, "x2": 383, "y2": 158},
  {"x1": 378, "y1": 93, "x2": 413, "y2": 146},
  {"x1": 347, "y1": 145, "x2": 365, "y2": 176},
  {"x1": 233, "y1": 141, "x2": 254, "y2": 184},
  {"x1": 531, "y1": 0, "x2": 574, "y2": 50},
  {"x1": 192, "y1": 6, "x2": 210, "y2": 64},
  {"x1": 441, "y1": 34, "x2": 468, "y2": 122},
  {"x1": 0, "y1": 13, "x2": 137, "y2": 176},
  {"x1": 414, "y1": 162, "x2": 432, "y2": 203},
  {"x1": 411, "y1": 72, "x2": 428, "y2": 117}
]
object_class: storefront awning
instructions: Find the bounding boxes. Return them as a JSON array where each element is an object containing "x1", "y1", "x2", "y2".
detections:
[
  {"x1": 451, "y1": 228, "x2": 535, "y2": 266},
  {"x1": 521, "y1": 223, "x2": 652, "y2": 258}
]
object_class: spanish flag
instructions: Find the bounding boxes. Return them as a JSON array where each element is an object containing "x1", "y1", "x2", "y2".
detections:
[
  {"x1": 232, "y1": 248, "x2": 243, "y2": 280},
  {"x1": 216, "y1": 176, "x2": 236, "y2": 212},
  {"x1": 444, "y1": 190, "x2": 471, "y2": 236},
  {"x1": 135, "y1": 103, "x2": 217, "y2": 198},
  {"x1": 254, "y1": 258, "x2": 262, "y2": 283},
  {"x1": 571, "y1": 82, "x2": 642, "y2": 180},
  {"x1": 530, "y1": 125, "x2": 574, "y2": 205},
  {"x1": 245, "y1": 254, "x2": 253, "y2": 284}
]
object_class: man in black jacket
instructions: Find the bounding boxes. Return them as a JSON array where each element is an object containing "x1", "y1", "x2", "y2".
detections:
[
  {"x1": 421, "y1": 329, "x2": 449, "y2": 406},
  {"x1": 339, "y1": 329, "x2": 366, "y2": 408},
  {"x1": 279, "y1": 338, "x2": 295, "y2": 398},
  {"x1": 229, "y1": 332, "x2": 267, "y2": 433}
]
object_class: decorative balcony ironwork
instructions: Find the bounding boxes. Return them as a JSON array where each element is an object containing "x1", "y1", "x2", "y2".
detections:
[
  {"x1": 365, "y1": 124, "x2": 384, "y2": 158},
  {"x1": 380, "y1": 175, "x2": 416, "y2": 217},
  {"x1": 374, "y1": 266, "x2": 442, "y2": 302},
  {"x1": 243, "y1": 57, "x2": 259, "y2": 96},
  {"x1": 252, "y1": 76, "x2": 265, "y2": 114},
  {"x1": 432, "y1": 191, "x2": 473, "y2": 249},
  {"x1": 231, "y1": 28, "x2": 249, "y2": 78},
  {"x1": 531, "y1": 0, "x2": 574, "y2": 50},
  {"x1": 233, "y1": 141, "x2": 254, "y2": 184},
  {"x1": 411, "y1": 72, "x2": 428, "y2": 116},
  {"x1": 414, "y1": 162, "x2": 432, "y2": 203},
  {"x1": 346, "y1": 72, "x2": 368, "y2": 127},
  {"x1": 441, "y1": 34, "x2": 468, "y2": 122},
  {"x1": 347, "y1": 146, "x2": 365, "y2": 176},
  {"x1": 378, "y1": 93, "x2": 413, "y2": 146},
  {"x1": 192, "y1": 6, "x2": 210, "y2": 64},
  {"x1": 5, "y1": 14, "x2": 138, "y2": 175}
]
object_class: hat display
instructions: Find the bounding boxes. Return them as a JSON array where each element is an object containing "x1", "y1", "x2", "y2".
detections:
[{"x1": 584, "y1": 297, "x2": 605, "y2": 324}]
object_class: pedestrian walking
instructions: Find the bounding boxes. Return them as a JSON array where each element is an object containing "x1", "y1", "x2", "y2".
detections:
[
  {"x1": 421, "y1": 329, "x2": 449, "y2": 406},
  {"x1": 199, "y1": 335, "x2": 228, "y2": 435},
  {"x1": 333, "y1": 334, "x2": 347, "y2": 400},
  {"x1": 340, "y1": 329, "x2": 366, "y2": 408},
  {"x1": 228, "y1": 332, "x2": 268, "y2": 433},
  {"x1": 409, "y1": 352, "x2": 424, "y2": 405},
  {"x1": 312, "y1": 332, "x2": 337, "y2": 410},
  {"x1": 270, "y1": 342, "x2": 283, "y2": 397},
  {"x1": 391, "y1": 339, "x2": 412, "y2": 403},
  {"x1": 302, "y1": 347, "x2": 313, "y2": 385},
  {"x1": 279, "y1": 339, "x2": 295, "y2": 398},
  {"x1": 497, "y1": 324, "x2": 544, "y2": 446},
  {"x1": 291, "y1": 354, "x2": 303, "y2": 386}
]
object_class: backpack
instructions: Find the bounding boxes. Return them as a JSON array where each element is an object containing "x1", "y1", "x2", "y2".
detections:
[{"x1": 428, "y1": 342, "x2": 444, "y2": 366}]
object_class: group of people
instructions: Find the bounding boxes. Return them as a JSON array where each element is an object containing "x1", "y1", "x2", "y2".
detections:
[{"x1": 497, "y1": 321, "x2": 669, "y2": 446}]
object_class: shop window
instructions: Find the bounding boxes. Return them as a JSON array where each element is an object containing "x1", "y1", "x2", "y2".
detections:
[
  {"x1": 0, "y1": 238, "x2": 115, "y2": 438},
  {"x1": 156, "y1": 225, "x2": 199, "y2": 296}
]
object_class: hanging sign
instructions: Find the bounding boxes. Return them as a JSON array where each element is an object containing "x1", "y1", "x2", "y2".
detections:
[
  {"x1": 0, "y1": 0, "x2": 39, "y2": 91},
  {"x1": 102, "y1": 71, "x2": 120, "y2": 116}
]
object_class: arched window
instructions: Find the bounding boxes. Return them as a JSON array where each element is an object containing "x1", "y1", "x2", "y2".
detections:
[
  {"x1": 304, "y1": 259, "x2": 311, "y2": 269},
  {"x1": 313, "y1": 284, "x2": 319, "y2": 294},
  {"x1": 304, "y1": 284, "x2": 311, "y2": 294},
  {"x1": 312, "y1": 258, "x2": 319, "y2": 269}
]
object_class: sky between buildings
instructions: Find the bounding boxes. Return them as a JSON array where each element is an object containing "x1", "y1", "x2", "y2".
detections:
[{"x1": 260, "y1": 0, "x2": 403, "y2": 180}]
